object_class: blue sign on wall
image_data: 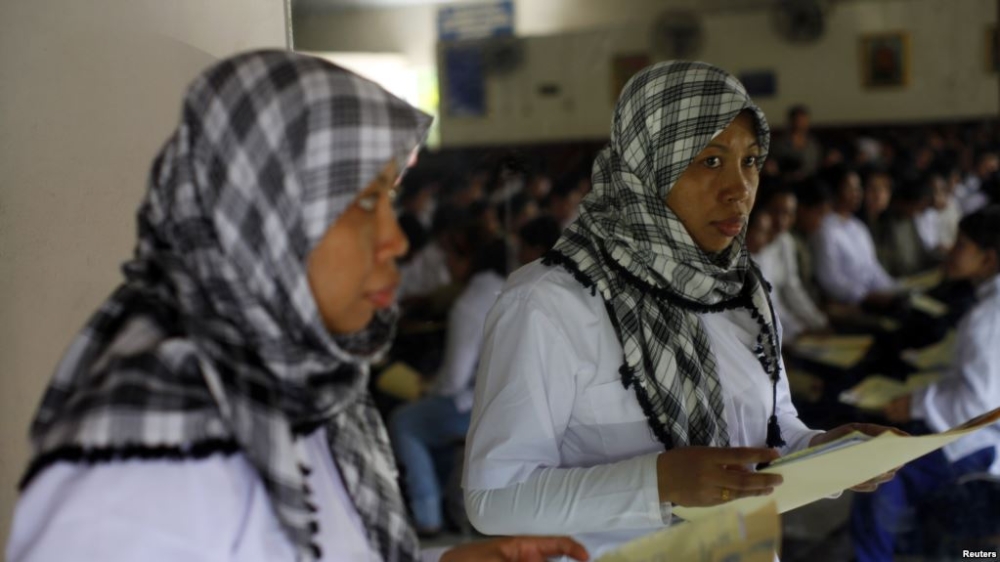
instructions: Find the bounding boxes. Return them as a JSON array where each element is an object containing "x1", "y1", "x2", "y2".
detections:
[
  {"x1": 444, "y1": 44, "x2": 486, "y2": 117},
  {"x1": 438, "y1": 0, "x2": 514, "y2": 42}
]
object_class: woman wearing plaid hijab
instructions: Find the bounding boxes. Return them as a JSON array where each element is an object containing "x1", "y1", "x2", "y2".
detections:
[
  {"x1": 6, "y1": 51, "x2": 587, "y2": 562},
  {"x1": 463, "y1": 61, "x2": 898, "y2": 557}
]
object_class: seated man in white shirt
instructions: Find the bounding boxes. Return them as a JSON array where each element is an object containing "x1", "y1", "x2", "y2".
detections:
[
  {"x1": 955, "y1": 151, "x2": 998, "y2": 216},
  {"x1": 853, "y1": 205, "x2": 1000, "y2": 562},
  {"x1": 914, "y1": 166, "x2": 962, "y2": 255},
  {"x1": 755, "y1": 184, "x2": 830, "y2": 344},
  {"x1": 390, "y1": 229, "x2": 509, "y2": 537},
  {"x1": 398, "y1": 204, "x2": 464, "y2": 301},
  {"x1": 811, "y1": 165, "x2": 903, "y2": 311},
  {"x1": 873, "y1": 175, "x2": 942, "y2": 278}
]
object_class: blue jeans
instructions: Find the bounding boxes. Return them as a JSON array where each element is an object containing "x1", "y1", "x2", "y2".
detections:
[
  {"x1": 851, "y1": 446, "x2": 997, "y2": 562},
  {"x1": 388, "y1": 395, "x2": 471, "y2": 530}
]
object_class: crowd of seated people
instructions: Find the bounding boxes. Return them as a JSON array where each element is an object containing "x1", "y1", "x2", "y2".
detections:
[
  {"x1": 372, "y1": 154, "x2": 587, "y2": 535},
  {"x1": 372, "y1": 106, "x2": 1000, "y2": 559}
]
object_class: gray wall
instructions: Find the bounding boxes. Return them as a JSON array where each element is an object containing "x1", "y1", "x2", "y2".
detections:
[
  {"x1": 295, "y1": 0, "x2": 999, "y2": 146},
  {"x1": 0, "y1": 0, "x2": 287, "y2": 546}
]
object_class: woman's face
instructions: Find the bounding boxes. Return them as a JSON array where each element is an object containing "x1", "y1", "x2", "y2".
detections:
[
  {"x1": 767, "y1": 193, "x2": 797, "y2": 235},
  {"x1": 745, "y1": 213, "x2": 773, "y2": 255},
  {"x1": 836, "y1": 172, "x2": 864, "y2": 214},
  {"x1": 307, "y1": 161, "x2": 409, "y2": 334},
  {"x1": 665, "y1": 112, "x2": 762, "y2": 253},
  {"x1": 864, "y1": 173, "x2": 892, "y2": 214}
]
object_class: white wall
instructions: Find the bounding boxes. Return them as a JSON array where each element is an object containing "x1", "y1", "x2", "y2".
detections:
[
  {"x1": 0, "y1": 0, "x2": 287, "y2": 547},
  {"x1": 294, "y1": 0, "x2": 998, "y2": 146}
]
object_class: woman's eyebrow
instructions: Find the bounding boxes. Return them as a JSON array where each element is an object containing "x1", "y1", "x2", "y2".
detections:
[{"x1": 703, "y1": 141, "x2": 762, "y2": 152}]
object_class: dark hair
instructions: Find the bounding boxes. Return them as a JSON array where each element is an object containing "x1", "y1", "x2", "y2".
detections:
[
  {"x1": 550, "y1": 172, "x2": 586, "y2": 200},
  {"x1": 981, "y1": 172, "x2": 1000, "y2": 206},
  {"x1": 858, "y1": 164, "x2": 891, "y2": 189},
  {"x1": 495, "y1": 192, "x2": 532, "y2": 226},
  {"x1": 958, "y1": 205, "x2": 1000, "y2": 257},
  {"x1": 755, "y1": 180, "x2": 796, "y2": 211},
  {"x1": 397, "y1": 168, "x2": 435, "y2": 205},
  {"x1": 430, "y1": 203, "x2": 467, "y2": 238},
  {"x1": 792, "y1": 176, "x2": 832, "y2": 208},
  {"x1": 448, "y1": 220, "x2": 510, "y2": 277},
  {"x1": 788, "y1": 104, "x2": 809, "y2": 122},
  {"x1": 748, "y1": 203, "x2": 771, "y2": 230},
  {"x1": 467, "y1": 199, "x2": 492, "y2": 221},
  {"x1": 893, "y1": 175, "x2": 933, "y2": 205},
  {"x1": 473, "y1": 238, "x2": 511, "y2": 277},
  {"x1": 397, "y1": 213, "x2": 428, "y2": 260},
  {"x1": 518, "y1": 215, "x2": 561, "y2": 253},
  {"x1": 821, "y1": 165, "x2": 857, "y2": 195}
]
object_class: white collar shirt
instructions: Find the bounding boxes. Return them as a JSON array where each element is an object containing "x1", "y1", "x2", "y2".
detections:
[{"x1": 462, "y1": 262, "x2": 821, "y2": 558}]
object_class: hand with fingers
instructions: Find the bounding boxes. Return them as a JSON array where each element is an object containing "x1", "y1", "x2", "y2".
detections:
[
  {"x1": 440, "y1": 536, "x2": 589, "y2": 562},
  {"x1": 808, "y1": 423, "x2": 909, "y2": 492},
  {"x1": 655, "y1": 446, "x2": 784, "y2": 507}
]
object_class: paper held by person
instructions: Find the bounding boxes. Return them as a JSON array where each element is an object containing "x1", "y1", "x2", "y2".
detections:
[
  {"x1": 673, "y1": 405, "x2": 1000, "y2": 522},
  {"x1": 597, "y1": 501, "x2": 780, "y2": 562}
]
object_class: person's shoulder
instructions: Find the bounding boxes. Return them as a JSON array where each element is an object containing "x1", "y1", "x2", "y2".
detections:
[
  {"x1": 501, "y1": 260, "x2": 602, "y2": 310},
  {"x1": 965, "y1": 277, "x2": 1000, "y2": 330},
  {"x1": 8, "y1": 454, "x2": 262, "y2": 560}
]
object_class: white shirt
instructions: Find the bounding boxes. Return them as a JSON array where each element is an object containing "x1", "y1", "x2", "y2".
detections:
[
  {"x1": 911, "y1": 274, "x2": 1000, "y2": 474},
  {"x1": 755, "y1": 233, "x2": 828, "y2": 342},
  {"x1": 6, "y1": 428, "x2": 446, "y2": 562},
  {"x1": 811, "y1": 213, "x2": 896, "y2": 305},
  {"x1": 956, "y1": 176, "x2": 990, "y2": 216},
  {"x1": 429, "y1": 271, "x2": 506, "y2": 412},
  {"x1": 914, "y1": 198, "x2": 961, "y2": 252},
  {"x1": 462, "y1": 262, "x2": 821, "y2": 558},
  {"x1": 398, "y1": 242, "x2": 450, "y2": 300}
]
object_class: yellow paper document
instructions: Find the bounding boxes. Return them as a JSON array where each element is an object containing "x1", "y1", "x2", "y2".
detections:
[
  {"x1": 673, "y1": 405, "x2": 1000, "y2": 522},
  {"x1": 792, "y1": 335, "x2": 874, "y2": 369},
  {"x1": 909, "y1": 293, "x2": 949, "y2": 318},
  {"x1": 839, "y1": 372, "x2": 942, "y2": 410},
  {"x1": 375, "y1": 362, "x2": 423, "y2": 401},
  {"x1": 899, "y1": 269, "x2": 943, "y2": 292},
  {"x1": 597, "y1": 502, "x2": 779, "y2": 562},
  {"x1": 901, "y1": 332, "x2": 956, "y2": 371}
]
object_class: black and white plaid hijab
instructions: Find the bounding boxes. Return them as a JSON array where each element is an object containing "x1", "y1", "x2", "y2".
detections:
[
  {"x1": 544, "y1": 61, "x2": 785, "y2": 451},
  {"x1": 21, "y1": 51, "x2": 431, "y2": 562}
]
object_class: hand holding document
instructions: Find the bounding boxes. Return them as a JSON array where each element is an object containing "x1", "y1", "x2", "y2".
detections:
[
  {"x1": 673, "y1": 405, "x2": 1000, "y2": 522},
  {"x1": 597, "y1": 502, "x2": 779, "y2": 562}
]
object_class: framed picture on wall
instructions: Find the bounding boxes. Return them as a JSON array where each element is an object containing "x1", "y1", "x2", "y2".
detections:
[
  {"x1": 987, "y1": 26, "x2": 999, "y2": 72},
  {"x1": 860, "y1": 31, "x2": 910, "y2": 89}
]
